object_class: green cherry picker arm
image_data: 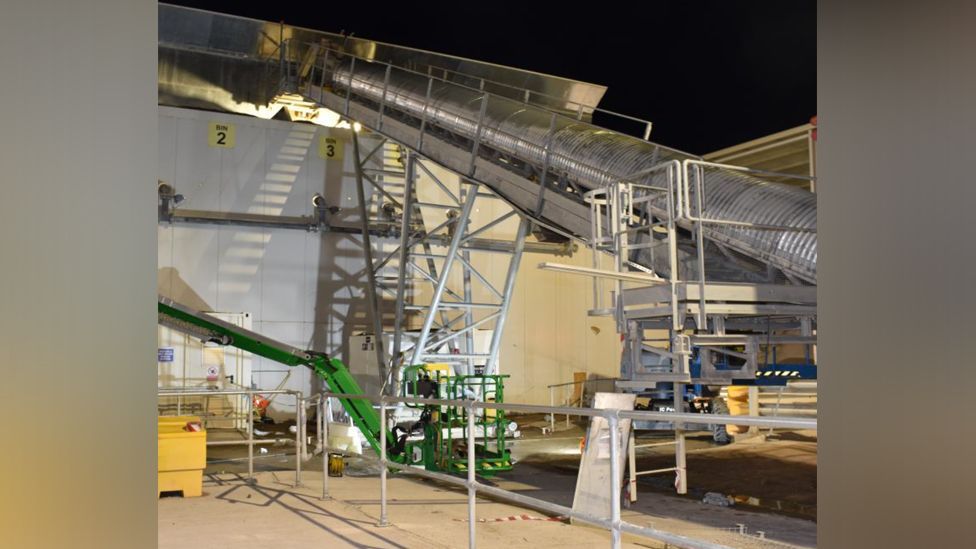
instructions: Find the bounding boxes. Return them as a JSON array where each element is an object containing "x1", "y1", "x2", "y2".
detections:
[{"x1": 157, "y1": 295, "x2": 401, "y2": 462}]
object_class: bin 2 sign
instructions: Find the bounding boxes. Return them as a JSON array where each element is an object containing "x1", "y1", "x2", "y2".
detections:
[{"x1": 208, "y1": 122, "x2": 236, "y2": 148}]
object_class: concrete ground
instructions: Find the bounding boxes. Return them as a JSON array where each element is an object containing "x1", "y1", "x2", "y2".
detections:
[{"x1": 159, "y1": 418, "x2": 816, "y2": 548}]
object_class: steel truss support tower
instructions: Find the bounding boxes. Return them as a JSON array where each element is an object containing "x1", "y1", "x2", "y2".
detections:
[{"x1": 347, "y1": 129, "x2": 534, "y2": 395}]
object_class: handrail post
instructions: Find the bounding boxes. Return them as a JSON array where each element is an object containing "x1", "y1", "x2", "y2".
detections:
[
  {"x1": 549, "y1": 387, "x2": 555, "y2": 433},
  {"x1": 467, "y1": 400, "x2": 477, "y2": 548},
  {"x1": 378, "y1": 399, "x2": 390, "y2": 527},
  {"x1": 320, "y1": 395, "x2": 330, "y2": 500},
  {"x1": 609, "y1": 413, "x2": 622, "y2": 549},
  {"x1": 295, "y1": 394, "x2": 302, "y2": 487},
  {"x1": 246, "y1": 389, "x2": 254, "y2": 482}
]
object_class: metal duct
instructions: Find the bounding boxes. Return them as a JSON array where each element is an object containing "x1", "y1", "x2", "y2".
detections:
[{"x1": 331, "y1": 63, "x2": 817, "y2": 283}]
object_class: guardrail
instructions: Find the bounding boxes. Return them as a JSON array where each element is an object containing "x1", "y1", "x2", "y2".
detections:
[
  {"x1": 313, "y1": 391, "x2": 815, "y2": 549},
  {"x1": 157, "y1": 388, "x2": 305, "y2": 484}
]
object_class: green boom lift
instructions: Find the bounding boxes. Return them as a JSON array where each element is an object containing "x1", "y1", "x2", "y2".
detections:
[{"x1": 158, "y1": 295, "x2": 512, "y2": 476}]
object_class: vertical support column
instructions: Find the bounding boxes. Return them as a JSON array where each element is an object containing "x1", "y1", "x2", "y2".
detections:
[
  {"x1": 549, "y1": 387, "x2": 556, "y2": 433},
  {"x1": 590, "y1": 191, "x2": 602, "y2": 311},
  {"x1": 301, "y1": 398, "x2": 309, "y2": 461},
  {"x1": 613, "y1": 184, "x2": 630, "y2": 332},
  {"x1": 807, "y1": 124, "x2": 817, "y2": 193},
  {"x1": 748, "y1": 386, "x2": 760, "y2": 435},
  {"x1": 378, "y1": 399, "x2": 390, "y2": 527},
  {"x1": 694, "y1": 165, "x2": 708, "y2": 331},
  {"x1": 801, "y1": 315, "x2": 816, "y2": 364},
  {"x1": 628, "y1": 429, "x2": 638, "y2": 503},
  {"x1": 352, "y1": 132, "x2": 388, "y2": 377},
  {"x1": 483, "y1": 217, "x2": 529, "y2": 376},
  {"x1": 668, "y1": 163, "x2": 688, "y2": 495},
  {"x1": 246, "y1": 390, "x2": 254, "y2": 482},
  {"x1": 295, "y1": 395, "x2": 302, "y2": 488},
  {"x1": 673, "y1": 382, "x2": 688, "y2": 495},
  {"x1": 320, "y1": 396, "x2": 330, "y2": 500},
  {"x1": 460, "y1": 188, "x2": 475, "y2": 376},
  {"x1": 467, "y1": 402, "x2": 477, "y2": 548},
  {"x1": 609, "y1": 413, "x2": 622, "y2": 549},
  {"x1": 410, "y1": 188, "x2": 478, "y2": 365},
  {"x1": 390, "y1": 152, "x2": 415, "y2": 394}
]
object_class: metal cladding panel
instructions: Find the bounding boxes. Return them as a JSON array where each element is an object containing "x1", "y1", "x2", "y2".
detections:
[
  {"x1": 333, "y1": 62, "x2": 817, "y2": 282},
  {"x1": 158, "y1": 3, "x2": 606, "y2": 117}
]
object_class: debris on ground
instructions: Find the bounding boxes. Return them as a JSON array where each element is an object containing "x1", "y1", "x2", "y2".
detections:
[{"x1": 702, "y1": 492, "x2": 734, "y2": 507}]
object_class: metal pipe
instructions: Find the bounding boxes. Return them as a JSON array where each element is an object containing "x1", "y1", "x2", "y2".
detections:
[
  {"x1": 549, "y1": 387, "x2": 555, "y2": 433},
  {"x1": 352, "y1": 132, "x2": 388, "y2": 377},
  {"x1": 378, "y1": 400, "x2": 390, "y2": 527},
  {"x1": 206, "y1": 439, "x2": 292, "y2": 446},
  {"x1": 467, "y1": 401, "x2": 477, "y2": 548},
  {"x1": 456, "y1": 254, "x2": 502, "y2": 299},
  {"x1": 246, "y1": 389, "x2": 254, "y2": 480},
  {"x1": 459, "y1": 210, "x2": 517, "y2": 246},
  {"x1": 390, "y1": 152, "x2": 415, "y2": 395},
  {"x1": 326, "y1": 395, "x2": 331, "y2": 501},
  {"x1": 158, "y1": 389, "x2": 299, "y2": 397},
  {"x1": 295, "y1": 396, "x2": 302, "y2": 487},
  {"x1": 325, "y1": 392, "x2": 817, "y2": 428},
  {"x1": 425, "y1": 311, "x2": 500, "y2": 350},
  {"x1": 628, "y1": 430, "x2": 637, "y2": 505},
  {"x1": 484, "y1": 217, "x2": 528, "y2": 376},
  {"x1": 546, "y1": 377, "x2": 619, "y2": 389},
  {"x1": 636, "y1": 467, "x2": 679, "y2": 476},
  {"x1": 609, "y1": 414, "x2": 622, "y2": 549},
  {"x1": 410, "y1": 188, "x2": 478, "y2": 364},
  {"x1": 460, "y1": 186, "x2": 476, "y2": 376}
]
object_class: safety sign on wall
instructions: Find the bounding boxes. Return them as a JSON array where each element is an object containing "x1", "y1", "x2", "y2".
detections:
[
  {"x1": 158, "y1": 348, "x2": 174, "y2": 362},
  {"x1": 318, "y1": 135, "x2": 344, "y2": 161},
  {"x1": 206, "y1": 365, "x2": 219, "y2": 382},
  {"x1": 208, "y1": 121, "x2": 236, "y2": 148}
]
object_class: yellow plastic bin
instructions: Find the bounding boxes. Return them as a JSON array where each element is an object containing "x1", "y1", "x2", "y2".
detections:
[
  {"x1": 158, "y1": 416, "x2": 206, "y2": 497},
  {"x1": 726, "y1": 386, "x2": 751, "y2": 434}
]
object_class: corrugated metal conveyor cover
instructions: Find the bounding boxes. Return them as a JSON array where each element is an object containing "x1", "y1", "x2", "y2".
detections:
[{"x1": 333, "y1": 62, "x2": 817, "y2": 282}]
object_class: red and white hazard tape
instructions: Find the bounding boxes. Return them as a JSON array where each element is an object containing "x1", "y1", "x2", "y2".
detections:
[{"x1": 454, "y1": 514, "x2": 567, "y2": 523}]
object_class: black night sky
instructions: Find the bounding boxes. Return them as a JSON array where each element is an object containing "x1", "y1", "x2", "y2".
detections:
[{"x1": 168, "y1": 1, "x2": 816, "y2": 155}]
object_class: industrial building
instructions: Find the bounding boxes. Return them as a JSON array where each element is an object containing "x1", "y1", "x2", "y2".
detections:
[
  {"x1": 49, "y1": 0, "x2": 976, "y2": 549},
  {"x1": 17, "y1": 2, "x2": 974, "y2": 549},
  {"x1": 148, "y1": 4, "x2": 817, "y2": 548}
]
